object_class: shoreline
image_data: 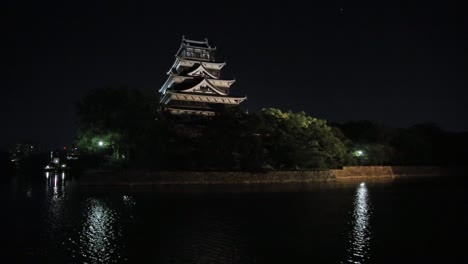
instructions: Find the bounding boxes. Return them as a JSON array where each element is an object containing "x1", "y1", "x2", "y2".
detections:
[{"x1": 76, "y1": 166, "x2": 463, "y2": 186}]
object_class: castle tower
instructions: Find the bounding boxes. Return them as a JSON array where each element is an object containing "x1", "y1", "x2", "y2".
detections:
[{"x1": 159, "y1": 36, "x2": 247, "y2": 116}]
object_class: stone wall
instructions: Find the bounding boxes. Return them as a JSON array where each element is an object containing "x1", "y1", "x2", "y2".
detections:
[
  {"x1": 77, "y1": 166, "x2": 452, "y2": 186},
  {"x1": 331, "y1": 166, "x2": 448, "y2": 179},
  {"x1": 78, "y1": 170, "x2": 335, "y2": 186}
]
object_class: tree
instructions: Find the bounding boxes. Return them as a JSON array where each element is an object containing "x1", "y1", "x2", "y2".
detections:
[
  {"x1": 260, "y1": 108, "x2": 351, "y2": 169},
  {"x1": 75, "y1": 87, "x2": 157, "y2": 161}
]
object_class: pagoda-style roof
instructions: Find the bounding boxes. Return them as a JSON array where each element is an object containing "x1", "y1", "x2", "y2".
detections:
[
  {"x1": 165, "y1": 92, "x2": 246, "y2": 105},
  {"x1": 182, "y1": 36, "x2": 213, "y2": 49},
  {"x1": 159, "y1": 36, "x2": 247, "y2": 116},
  {"x1": 186, "y1": 65, "x2": 218, "y2": 79},
  {"x1": 179, "y1": 79, "x2": 227, "y2": 95},
  {"x1": 160, "y1": 76, "x2": 235, "y2": 94},
  {"x1": 175, "y1": 36, "x2": 216, "y2": 58},
  {"x1": 167, "y1": 58, "x2": 226, "y2": 74}
]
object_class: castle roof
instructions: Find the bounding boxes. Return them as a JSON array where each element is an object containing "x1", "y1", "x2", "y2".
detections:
[{"x1": 175, "y1": 36, "x2": 216, "y2": 58}]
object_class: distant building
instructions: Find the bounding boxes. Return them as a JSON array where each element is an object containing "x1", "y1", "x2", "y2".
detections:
[
  {"x1": 9, "y1": 142, "x2": 47, "y2": 162},
  {"x1": 159, "y1": 36, "x2": 247, "y2": 116}
]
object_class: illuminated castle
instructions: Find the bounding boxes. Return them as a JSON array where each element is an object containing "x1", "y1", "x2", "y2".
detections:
[{"x1": 159, "y1": 36, "x2": 246, "y2": 116}]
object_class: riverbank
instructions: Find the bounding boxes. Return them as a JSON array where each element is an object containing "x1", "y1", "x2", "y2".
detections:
[{"x1": 76, "y1": 166, "x2": 461, "y2": 186}]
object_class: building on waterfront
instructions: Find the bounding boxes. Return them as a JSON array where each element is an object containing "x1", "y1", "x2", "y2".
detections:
[{"x1": 159, "y1": 36, "x2": 247, "y2": 116}]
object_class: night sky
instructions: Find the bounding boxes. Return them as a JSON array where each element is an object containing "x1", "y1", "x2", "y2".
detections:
[{"x1": 2, "y1": 0, "x2": 467, "y2": 149}]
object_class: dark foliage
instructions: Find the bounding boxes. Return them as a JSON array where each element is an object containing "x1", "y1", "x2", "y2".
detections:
[
  {"x1": 75, "y1": 87, "x2": 468, "y2": 170},
  {"x1": 337, "y1": 121, "x2": 468, "y2": 166}
]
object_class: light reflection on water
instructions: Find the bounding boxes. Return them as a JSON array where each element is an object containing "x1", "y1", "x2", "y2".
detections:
[
  {"x1": 68, "y1": 198, "x2": 125, "y2": 263},
  {"x1": 45, "y1": 172, "x2": 66, "y2": 200},
  {"x1": 343, "y1": 182, "x2": 372, "y2": 264},
  {"x1": 3, "y1": 175, "x2": 462, "y2": 263},
  {"x1": 43, "y1": 171, "x2": 67, "y2": 261}
]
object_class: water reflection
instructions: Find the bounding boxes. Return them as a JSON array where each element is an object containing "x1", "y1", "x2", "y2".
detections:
[
  {"x1": 69, "y1": 198, "x2": 124, "y2": 263},
  {"x1": 44, "y1": 171, "x2": 67, "y2": 257},
  {"x1": 45, "y1": 171, "x2": 66, "y2": 199},
  {"x1": 343, "y1": 182, "x2": 372, "y2": 264}
]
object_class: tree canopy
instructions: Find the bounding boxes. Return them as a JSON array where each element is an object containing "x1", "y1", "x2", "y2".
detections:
[{"x1": 74, "y1": 87, "x2": 468, "y2": 170}]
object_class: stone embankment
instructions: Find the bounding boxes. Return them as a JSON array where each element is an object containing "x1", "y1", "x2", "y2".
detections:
[
  {"x1": 331, "y1": 166, "x2": 448, "y2": 180},
  {"x1": 77, "y1": 166, "x2": 453, "y2": 186}
]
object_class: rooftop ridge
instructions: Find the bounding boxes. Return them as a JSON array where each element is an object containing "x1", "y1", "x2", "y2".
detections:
[{"x1": 182, "y1": 35, "x2": 211, "y2": 48}]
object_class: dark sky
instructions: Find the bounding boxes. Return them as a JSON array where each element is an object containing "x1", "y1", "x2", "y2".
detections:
[{"x1": 2, "y1": 0, "x2": 467, "y2": 149}]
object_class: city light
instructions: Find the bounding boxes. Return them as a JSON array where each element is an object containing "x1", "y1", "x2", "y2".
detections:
[{"x1": 98, "y1": 141, "x2": 104, "y2": 147}]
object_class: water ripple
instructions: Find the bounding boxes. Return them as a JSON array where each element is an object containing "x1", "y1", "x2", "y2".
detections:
[
  {"x1": 68, "y1": 198, "x2": 125, "y2": 263},
  {"x1": 163, "y1": 214, "x2": 246, "y2": 263},
  {"x1": 343, "y1": 182, "x2": 372, "y2": 264}
]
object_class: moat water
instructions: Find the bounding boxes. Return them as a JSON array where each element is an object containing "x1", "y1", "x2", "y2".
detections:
[{"x1": 1, "y1": 173, "x2": 466, "y2": 263}]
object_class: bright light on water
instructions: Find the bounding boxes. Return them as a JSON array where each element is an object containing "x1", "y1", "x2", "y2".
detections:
[
  {"x1": 343, "y1": 182, "x2": 372, "y2": 263},
  {"x1": 69, "y1": 198, "x2": 124, "y2": 263}
]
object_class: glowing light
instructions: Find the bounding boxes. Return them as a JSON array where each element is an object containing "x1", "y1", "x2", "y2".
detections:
[
  {"x1": 98, "y1": 141, "x2": 104, "y2": 147},
  {"x1": 61, "y1": 164, "x2": 66, "y2": 168},
  {"x1": 62, "y1": 172, "x2": 65, "y2": 180},
  {"x1": 353, "y1": 150, "x2": 365, "y2": 157},
  {"x1": 53, "y1": 158, "x2": 60, "y2": 164},
  {"x1": 46, "y1": 172, "x2": 49, "y2": 179},
  {"x1": 45, "y1": 165, "x2": 50, "y2": 169}
]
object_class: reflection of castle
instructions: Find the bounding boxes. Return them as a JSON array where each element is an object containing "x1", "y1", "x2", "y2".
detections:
[{"x1": 159, "y1": 36, "x2": 247, "y2": 116}]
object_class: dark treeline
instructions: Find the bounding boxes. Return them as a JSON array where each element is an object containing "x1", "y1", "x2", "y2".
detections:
[
  {"x1": 335, "y1": 121, "x2": 468, "y2": 166},
  {"x1": 72, "y1": 87, "x2": 468, "y2": 171}
]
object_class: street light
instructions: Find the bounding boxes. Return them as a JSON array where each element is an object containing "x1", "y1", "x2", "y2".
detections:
[
  {"x1": 353, "y1": 149, "x2": 364, "y2": 157},
  {"x1": 98, "y1": 141, "x2": 104, "y2": 147}
]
